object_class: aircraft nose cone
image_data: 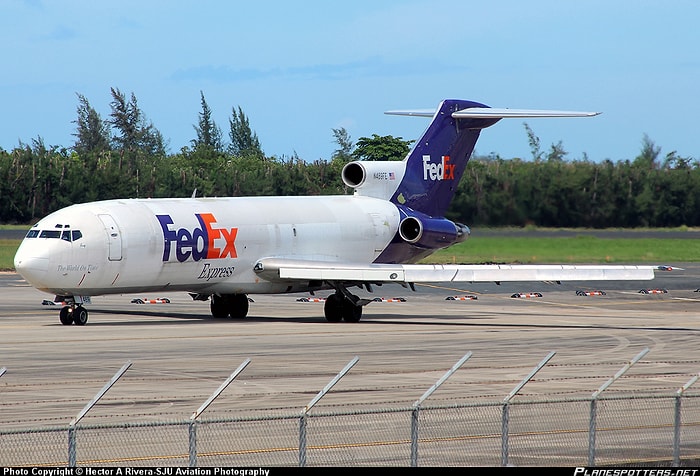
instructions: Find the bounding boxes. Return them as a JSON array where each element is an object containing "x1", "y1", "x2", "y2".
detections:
[{"x1": 14, "y1": 246, "x2": 49, "y2": 284}]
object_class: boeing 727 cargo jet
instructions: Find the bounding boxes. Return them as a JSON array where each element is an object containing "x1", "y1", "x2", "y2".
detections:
[{"x1": 14, "y1": 99, "x2": 667, "y2": 325}]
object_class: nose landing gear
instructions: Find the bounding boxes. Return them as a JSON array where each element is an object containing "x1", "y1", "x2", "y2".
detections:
[{"x1": 57, "y1": 298, "x2": 89, "y2": 326}]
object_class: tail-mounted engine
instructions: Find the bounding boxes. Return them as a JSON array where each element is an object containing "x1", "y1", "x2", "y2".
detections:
[
  {"x1": 341, "y1": 160, "x2": 406, "y2": 200},
  {"x1": 396, "y1": 205, "x2": 470, "y2": 250}
]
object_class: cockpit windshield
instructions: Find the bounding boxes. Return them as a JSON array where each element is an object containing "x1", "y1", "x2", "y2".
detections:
[{"x1": 26, "y1": 228, "x2": 82, "y2": 242}]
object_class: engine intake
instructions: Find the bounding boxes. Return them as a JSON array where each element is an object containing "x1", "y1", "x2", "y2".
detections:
[
  {"x1": 342, "y1": 162, "x2": 366, "y2": 188},
  {"x1": 397, "y1": 207, "x2": 470, "y2": 249},
  {"x1": 341, "y1": 161, "x2": 405, "y2": 199}
]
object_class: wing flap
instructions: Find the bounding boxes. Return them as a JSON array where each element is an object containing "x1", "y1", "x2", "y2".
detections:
[
  {"x1": 257, "y1": 259, "x2": 659, "y2": 283},
  {"x1": 279, "y1": 266, "x2": 406, "y2": 282},
  {"x1": 403, "y1": 264, "x2": 656, "y2": 282}
]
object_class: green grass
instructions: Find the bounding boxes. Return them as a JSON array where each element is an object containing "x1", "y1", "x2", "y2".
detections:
[
  {"x1": 425, "y1": 235, "x2": 700, "y2": 264},
  {"x1": 0, "y1": 225, "x2": 29, "y2": 271},
  {"x1": 3, "y1": 230, "x2": 699, "y2": 271},
  {"x1": 0, "y1": 240, "x2": 20, "y2": 271}
]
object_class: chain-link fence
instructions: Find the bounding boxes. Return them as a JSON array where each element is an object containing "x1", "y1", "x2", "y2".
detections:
[{"x1": 2, "y1": 393, "x2": 700, "y2": 467}]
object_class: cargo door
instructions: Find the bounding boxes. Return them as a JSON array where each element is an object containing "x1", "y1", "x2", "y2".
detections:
[{"x1": 98, "y1": 214, "x2": 123, "y2": 261}]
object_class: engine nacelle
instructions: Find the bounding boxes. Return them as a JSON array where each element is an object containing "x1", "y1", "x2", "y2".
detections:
[
  {"x1": 397, "y1": 206, "x2": 470, "y2": 250},
  {"x1": 341, "y1": 161, "x2": 406, "y2": 200}
]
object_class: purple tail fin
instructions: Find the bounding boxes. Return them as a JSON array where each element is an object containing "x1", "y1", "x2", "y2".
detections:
[
  {"x1": 375, "y1": 99, "x2": 598, "y2": 264},
  {"x1": 389, "y1": 99, "x2": 499, "y2": 217}
]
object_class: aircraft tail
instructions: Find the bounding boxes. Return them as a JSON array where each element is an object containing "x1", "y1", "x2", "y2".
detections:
[
  {"x1": 385, "y1": 99, "x2": 600, "y2": 217},
  {"x1": 387, "y1": 99, "x2": 489, "y2": 217},
  {"x1": 341, "y1": 99, "x2": 599, "y2": 263}
]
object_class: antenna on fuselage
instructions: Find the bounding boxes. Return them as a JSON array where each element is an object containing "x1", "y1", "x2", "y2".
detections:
[{"x1": 191, "y1": 188, "x2": 197, "y2": 198}]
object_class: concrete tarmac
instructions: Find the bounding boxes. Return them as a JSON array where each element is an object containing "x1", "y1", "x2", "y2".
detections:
[{"x1": 1, "y1": 266, "x2": 700, "y2": 430}]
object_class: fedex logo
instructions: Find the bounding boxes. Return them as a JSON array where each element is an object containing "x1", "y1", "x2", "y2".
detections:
[
  {"x1": 157, "y1": 213, "x2": 238, "y2": 263},
  {"x1": 422, "y1": 155, "x2": 455, "y2": 181}
]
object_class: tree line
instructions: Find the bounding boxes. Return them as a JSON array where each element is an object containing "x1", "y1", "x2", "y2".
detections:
[{"x1": 0, "y1": 88, "x2": 697, "y2": 229}]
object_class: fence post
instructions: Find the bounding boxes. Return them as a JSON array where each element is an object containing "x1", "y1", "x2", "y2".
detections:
[
  {"x1": 588, "y1": 347, "x2": 649, "y2": 467},
  {"x1": 411, "y1": 352, "x2": 472, "y2": 467},
  {"x1": 68, "y1": 426, "x2": 77, "y2": 467},
  {"x1": 674, "y1": 373, "x2": 699, "y2": 466},
  {"x1": 67, "y1": 361, "x2": 132, "y2": 467},
  {"x1": 501, "y1": 351, "x2": 556, "y2": 467},
  {"x1": 299, "y1": 413, "x2": 308, "y2": 467},
  {"x1": 501, "y1": 403, "x2": 510, "y2": 467},
  {"x1": 298, "y1": 356, "x2": 359, "y2": 467},
  {"x1": 189, "y1": 358, "x2": 251, "y2": 467},
  {"x1": 588, "y1": 398, "x2": 597, "y2": 467},
  {"x1": 410, "y1": 407, "x2": 419, "y2": 467},
  {"x1": 189, "y1": 420, "x2": 198, "y2": 468}
]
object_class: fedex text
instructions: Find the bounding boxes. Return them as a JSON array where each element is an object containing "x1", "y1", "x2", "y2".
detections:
[
  {"x1": 157, "y1": 213, "x2": 238, "y2": 263},
  {"x1": 198, "y1": 263, "x2": 236, "y2": 281},
  {"x1": 422, "y1": 155, "x2": 455, "y2": 181}
]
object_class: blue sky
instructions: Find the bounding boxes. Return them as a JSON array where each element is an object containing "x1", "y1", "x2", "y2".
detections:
[{"x1": 2, "y1": 1, "x2": 699, "y2": 163}]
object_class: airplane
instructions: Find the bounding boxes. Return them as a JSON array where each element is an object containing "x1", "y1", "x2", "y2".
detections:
[{"x1": 13, "y1": 99, "x2": 670, "y2": 326}]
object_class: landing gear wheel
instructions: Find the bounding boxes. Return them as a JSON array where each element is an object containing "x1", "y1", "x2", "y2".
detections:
[
  {"x1": 342, "y1": 298, "x2": 362, "y2": 323},
  {"x1": 210, "y1": 295, "x2": 229, "y2": 318},
  {"x1": 228, "y1": 294, "x2": 249, "y2": 319},
  {"x1": 210, "y1": 294, "x2": 250, "y2": 319},
  {"x1": 59, "y1": 306, "x2": 72, "y2": 325},
  {"x1": 324, "y1": 294, "x2": 343, "y2": 322},
  {"x1": 73, "y1": 306, "x2": 89, "y2": 326}
]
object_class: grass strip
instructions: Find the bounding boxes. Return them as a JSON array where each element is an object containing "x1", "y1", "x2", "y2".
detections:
[{"x1": 425, "y1": 236, "x2": 700, "y2": 264}]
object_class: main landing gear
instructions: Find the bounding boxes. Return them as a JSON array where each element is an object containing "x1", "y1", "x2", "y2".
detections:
[
  {"x1": 58, "y1": 302, "x2": 89, "y2": 326},
  {"x1": 210, "y1": 293, "x2": 249, "y2": 319},
  {"x1": 323, "y1": 292, "x2": 364, "y2": 323}
]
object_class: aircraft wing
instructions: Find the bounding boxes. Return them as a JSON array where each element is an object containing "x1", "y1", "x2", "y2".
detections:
[{"x1": 255, "y1": 258, "x2": 669, "y2": 284}]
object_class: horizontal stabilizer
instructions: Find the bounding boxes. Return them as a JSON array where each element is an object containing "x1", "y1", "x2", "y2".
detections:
[
  {"x1": 386, "y1": 107, "x2": 600, "y2": 119},
  {"x1": 384, "y1": 109, "x2": 436, "y2": 118},
  {"x1": 453, "y1": 108, "x2": 600, "y2": 118}
]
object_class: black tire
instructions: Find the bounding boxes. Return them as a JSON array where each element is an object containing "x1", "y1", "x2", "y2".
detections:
[
  {"x1": 59, "y1": 306, "x2": 72, "y2": 325},
  {"x1": 73, "y1": 306, "x2": 88, "y2": 326},
  {"x1": 342, "y1": 298, "x2": 362, "y2": 323},
  {"x1": 228, "y1": 294, "x2": 249, "y2": 319},
  {"x1": 324, "y1": 294, "x2": 343, "y2": 322},
  {"x1": 210, "y1": 295, "x2": 229, "y2": 318}
]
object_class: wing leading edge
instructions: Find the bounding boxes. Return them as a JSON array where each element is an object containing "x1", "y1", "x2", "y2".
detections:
[{"x1": 255, "y1": 258, "x2": 663, "y2": 284}]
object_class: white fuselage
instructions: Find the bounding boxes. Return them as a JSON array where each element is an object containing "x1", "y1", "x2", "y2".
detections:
[{"x1": 14, "y1": 195, "x2": 401, "y2": 297}]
